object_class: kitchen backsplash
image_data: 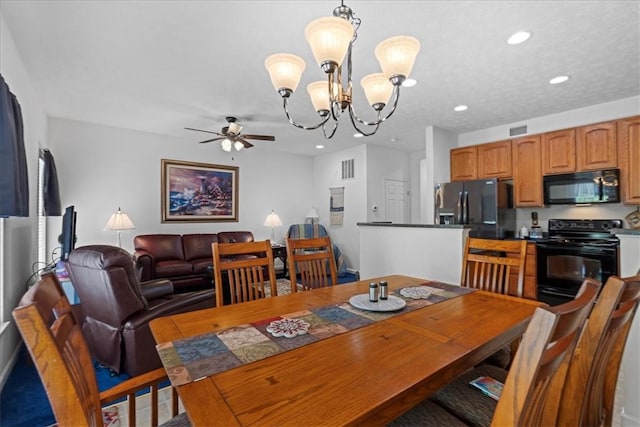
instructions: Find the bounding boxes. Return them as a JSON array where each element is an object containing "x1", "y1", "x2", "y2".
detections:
[{"x1": 516, "y1": 204, "x2": 639, "y2": 232}]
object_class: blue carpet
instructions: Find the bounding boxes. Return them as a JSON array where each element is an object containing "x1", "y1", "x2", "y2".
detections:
[{"x1": 0, "y1": 345, "x2": 130, "y2": 427}]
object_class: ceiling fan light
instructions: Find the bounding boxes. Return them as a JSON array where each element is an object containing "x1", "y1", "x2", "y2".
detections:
[
  {"x1": 221, "y1": 139, "x2": 232, "y2": 152},
  {"x1": 361, "y1": 73, "x2": 393, "y2": 108},
  {"x1": 234, "y1": 141, "x2": 244, "y2": 151},
  {"x1": 265, "y1": 53, "x2": 306, "y2": 93},
  {"x1": 375, "y1": 36, "x2": 420, "y2": 82},
  {"x1": 305, "y1": 16, "x2": 353, "y2": 70},
  {"x1": 227, "y1": 122, "x2": 243, "y2": 135}
]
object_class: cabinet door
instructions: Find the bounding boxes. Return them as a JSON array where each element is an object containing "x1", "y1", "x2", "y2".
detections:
[
  {"x1": 542, "y1": 129, "x2": 576, "y2": 174},
  {"x1": 478, "y1": 140, "x2": 512, "y2": 178},
  {"x1": 577, "y1": 121, "x2": 617, "y2": 170},
  {"x1": 512, "y1": 136, "x2": 543, "y2": 207},
  {"x1": 450, "y1": 146, "x2": 477, "y2": 182},
  {"x1": 618, "y1": 116, "x2": 640, "y2": 204}
]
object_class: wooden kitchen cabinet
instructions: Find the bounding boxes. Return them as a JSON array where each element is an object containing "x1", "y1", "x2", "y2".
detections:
[
  {"x1": 450, "y1": 146, "x2": 478, "y2": 181},
  {"x1": 512, "y1": 135, "x2": 543, "y2": 207},
  {"x1": 618, "y1": 116, "x2": 640, "y2": 204},
  {"x1": 542, "y1": 128, "x2": 576, "y2": 174},
  {"x1": 576, "y1": 121, "x2": 617, "y2": 170},
  {"x1": 478, "y1": 140, "x2": 512, "y2": 178}
]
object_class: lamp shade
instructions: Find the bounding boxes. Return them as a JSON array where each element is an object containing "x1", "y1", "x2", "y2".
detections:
[
  {"x1": 265, "y1": 53, "x2": 306, "y2": 93},
  {"x1": 375, "y1": 36, "x2": 421, "y2": 80},
  {"x1": 361, "y1": 73, "x2": 393, "y2": 107},
  {"x1": 221, "y1": 139, "x2": 232, "y2": 152},
  {"x1": 306, "y1": 207, "x2": 319, "y2": 219},
  {"x1": 307, "y1": 81, "x2": 332, "y2": 112},
  {"x1": 264, "y1": 210, "x2": 283, "y2": 227},
  {"x1": 233, "y1": 141, "x2": 245, "y2": 151},
  {"x1": 305, "y1": 16, "x2": 353, "y2": 69},
  {"x1": 104, "y1": 208, "x2": 135, "y2": 231}
]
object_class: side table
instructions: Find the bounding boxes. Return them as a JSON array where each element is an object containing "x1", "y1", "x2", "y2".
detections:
[{"x1": 271, "y1": 244, "x2": 288, "y2": 279}]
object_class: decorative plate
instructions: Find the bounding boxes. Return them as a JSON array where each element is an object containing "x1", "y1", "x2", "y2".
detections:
[
  {"x1": 400, "y1": 286, "x2": 434, "y2": 299},
  {"x1": 266, "y1": 318, "x2": 310, "y2": 338},
  {"x1": 349, "y1": 294, "x2": 407, "y2": 312}
]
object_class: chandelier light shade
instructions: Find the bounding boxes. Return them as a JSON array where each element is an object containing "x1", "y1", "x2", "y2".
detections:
[
  {"x1": 375, "y1": 36, "x2": 421, "y2": 82},
  {"x1": 305, "y1": 17, "x2": 354, "y2": 70},
  {"x1": 264, "y1": 53, "x2": 306, "y2": 94},
  {"x1": 104, "y1": 207, "x2": 135, "y2": 248},
  {"x1": 264, "y1": 1, "x2": 420, "y2": 139}
]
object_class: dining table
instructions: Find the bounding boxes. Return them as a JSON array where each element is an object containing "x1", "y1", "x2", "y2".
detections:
[{"x1": 150, "y1": 274, "x2": 543, "y2": 426}]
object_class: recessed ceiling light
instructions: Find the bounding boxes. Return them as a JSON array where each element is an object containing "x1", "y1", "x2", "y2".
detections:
[
  {"x1": 549, "y1": 75, "x2": 570, "y2": 84},
  {"x1": 315, "y1": 144, "x2": 324, "y2": 149},
  {"x1": 454, "y1": 105, "x2": 468, "y2": 112},
  {"x1": 507, "y1": 31, "x2": 532, "y2": 45},
  {"x1": 402, "y1": 78, "x2": 417, "y2": 87},
  {"x1": 354, "y1": 133, "x2": 364, "y2": 138}
]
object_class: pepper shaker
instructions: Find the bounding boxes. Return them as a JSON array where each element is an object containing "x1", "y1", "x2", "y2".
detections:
[
  {"x1": 369, "y1": 282, "x2": 378, "y2": 302},
  {"x1": 379, "y1": 281, "x2": 388, "y2": 300}
]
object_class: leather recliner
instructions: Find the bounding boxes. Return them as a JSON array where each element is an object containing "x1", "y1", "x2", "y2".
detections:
[{"x1": 67, "y1": 245, "x2": 215, "y2": 376}]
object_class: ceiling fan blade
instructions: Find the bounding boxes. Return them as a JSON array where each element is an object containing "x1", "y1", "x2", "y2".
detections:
[
  {"x1": 238, "y1": 138, "x2": 254, "y2": 149},
  {"x1": 185, "y1": 127, "x2": 223, "y2": 136},
  {"x1": 242, "y1": 134, "x2": 275, "y2": 141},
  {"x1": 198, "y1": 137, "x2": 226, "y2": 144}
]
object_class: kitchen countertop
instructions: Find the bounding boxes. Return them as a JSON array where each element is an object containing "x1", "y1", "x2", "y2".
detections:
[
  {"x1": 356, "y1": 222, "x2": 470, "y2": 229},
  {"x1": 613, "y1": 229, "x2": 640, "y2": 236}
]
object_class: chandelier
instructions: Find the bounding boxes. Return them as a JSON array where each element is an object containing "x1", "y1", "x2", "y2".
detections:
[{"x1": 264, "y1": 1, "x2": 420, "y2": 139}]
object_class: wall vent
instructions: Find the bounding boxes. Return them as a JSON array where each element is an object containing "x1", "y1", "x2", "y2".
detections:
[
  {"x1": 342, "y1": 159, "x2": 355, "y2": 180},
  {"x1": 509, "y1": 125, "x2": 528, "y2": 136}
]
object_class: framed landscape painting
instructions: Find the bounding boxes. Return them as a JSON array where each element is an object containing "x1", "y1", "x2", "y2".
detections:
[{"x1": 161, "y1": 159, "x2": 239, "y2": 222}]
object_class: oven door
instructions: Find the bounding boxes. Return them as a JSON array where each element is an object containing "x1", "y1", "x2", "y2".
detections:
[{"x1": 536, "y1": 242, "x2": 618, "y2": 304}]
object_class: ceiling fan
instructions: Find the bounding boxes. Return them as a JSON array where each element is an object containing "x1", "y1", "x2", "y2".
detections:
[{"x1": 185, "y1": 116, "x2": 275, "y2": 151}]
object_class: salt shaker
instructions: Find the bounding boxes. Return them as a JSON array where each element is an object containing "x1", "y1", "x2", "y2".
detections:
[
  {"x1": 379, "y1": 281, "x2": 388, "y2": 300},
  {"x1": 369, "y1": 282, "x2": 378, "y2": 302}
]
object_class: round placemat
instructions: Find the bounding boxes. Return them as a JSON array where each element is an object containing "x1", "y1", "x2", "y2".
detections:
[{"x1": 349, "y1": 294, "x2": 407, "y2": 312}]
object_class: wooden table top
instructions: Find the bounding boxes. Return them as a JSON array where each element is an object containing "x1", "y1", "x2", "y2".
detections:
[{"x1": 150, "y1": 275, "x2": 542, "y2": 426}]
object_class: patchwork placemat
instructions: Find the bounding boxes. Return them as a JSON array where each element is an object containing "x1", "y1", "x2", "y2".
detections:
[{"x1": 157, "y1": 282, "x2": 473, "y2": 386}]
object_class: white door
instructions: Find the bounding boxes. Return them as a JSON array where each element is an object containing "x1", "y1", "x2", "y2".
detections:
[{"x1": 384, "y1": 179, "x2": 409, "y2": 223}]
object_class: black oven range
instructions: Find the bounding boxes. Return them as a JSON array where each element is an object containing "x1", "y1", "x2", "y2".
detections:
[{"x1": 536, "y1": 219, "x2": 621, "y2": 306}]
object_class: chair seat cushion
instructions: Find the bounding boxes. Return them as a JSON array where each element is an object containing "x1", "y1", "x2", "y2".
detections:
[
  {"x1": 430, "y1": 364, "x2": 506, "y2": 427},
  {"x1": 156, "y1": 260, "x2": 193, "y2": 277},
  {"x1": 387, "y1": 398, "x2": 468, "y2": 426}
]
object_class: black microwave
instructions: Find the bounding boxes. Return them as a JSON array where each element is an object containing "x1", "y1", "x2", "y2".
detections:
[{"x1": 543, "y1": 169, "x2": 620, "y2": 205}]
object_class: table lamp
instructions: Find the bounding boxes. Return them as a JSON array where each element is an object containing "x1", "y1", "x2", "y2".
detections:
[
  {"x1": 264, "y1": 210, "x2": 282, "y2": 244},
  {"x1": 104, "y1": 207, "x2": 135, "y2": 248},
  {"x1": 306, "y1": 207, "x2": 319, "y2": 224}
]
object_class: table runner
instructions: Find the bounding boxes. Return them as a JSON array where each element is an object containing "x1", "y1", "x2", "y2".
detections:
[{"x1": 156, "y1": 282, "x2": 474, "y2": 386}]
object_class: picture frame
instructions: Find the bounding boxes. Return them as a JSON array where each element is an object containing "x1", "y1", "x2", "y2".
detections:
[{"x1": 161, "y1": 159, "x2": 239, "y2": 222}]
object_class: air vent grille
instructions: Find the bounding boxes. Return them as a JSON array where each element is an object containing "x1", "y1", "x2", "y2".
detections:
[
  {"x1": 342, "y1": 159, "x2": 355, "y2": 180},
  {"x1": 510, "y1": 125, "x2": 528, "y2": 136}
]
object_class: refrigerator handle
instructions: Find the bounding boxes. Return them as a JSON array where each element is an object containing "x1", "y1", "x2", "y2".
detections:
[
  {"x1": 457, "y1": 191, "x2": 464, "y2": 224},
  {"x1": 462, "y1": 191, "x2": 469, "y2": 224},
  {"x1": 434, "y1": 185, "x2": 442, "y2": 224}
]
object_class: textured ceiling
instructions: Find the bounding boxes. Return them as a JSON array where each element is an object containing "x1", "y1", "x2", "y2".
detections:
[{"x1": 1, "y1": 1, "x2": 639, "y2": 156}]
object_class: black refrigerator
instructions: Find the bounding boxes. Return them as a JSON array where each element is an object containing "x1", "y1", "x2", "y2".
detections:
[{"x1": 434, "y1": 178, "x2": 516, "y2": 238}]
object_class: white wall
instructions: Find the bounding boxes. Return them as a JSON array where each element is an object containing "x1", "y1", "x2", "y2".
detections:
[
  {"x1": 423, "y1": 126, "x2": 457, "y2": 224},
  {"x1": 312, "y1": 145, "x2": 367, "y2": 271},
  {"x1": 46, "y1": 118, "x2": 314, "y2": 254},
  {"x1": 0, "y1": 11, "x2": 47, "y2": 390}
]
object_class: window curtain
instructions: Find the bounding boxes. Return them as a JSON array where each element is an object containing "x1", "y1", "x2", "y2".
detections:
[
  {"x1": 40, "y1": 148, "x2": 61, "y2": 216},
  {"x1": 0, "y1": 73, "x2": 29, "y2": 217}
]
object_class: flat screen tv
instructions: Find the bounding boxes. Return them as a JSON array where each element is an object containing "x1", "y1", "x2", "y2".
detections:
[{"x1": 59, "y1": 205, "x2": 77, "y2": 261}]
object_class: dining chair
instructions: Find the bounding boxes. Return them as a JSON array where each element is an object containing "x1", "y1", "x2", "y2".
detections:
[
  {"x1": 461, "y1": 237, "x2": 528, "y2": 298},
  {"x1": 547, "y1": 273, "x2": 640, "y2": 427},
  {"x1": 389, "y1": 278, "x2": 599, "y2": 427},
  {"x1": 285, "y1": 236, "x2": 338, "y2": 293},
  {"x1": 212, "y1": 239, "x2": 278, "y2": 306},
  {"x1": 12, "y1": 272, "x2": 187, "y2": 427}
]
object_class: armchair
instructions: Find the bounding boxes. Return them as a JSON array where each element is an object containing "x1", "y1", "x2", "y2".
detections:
[{"x1": 67, "y1": 245, "x2": 215, "y2": 377}]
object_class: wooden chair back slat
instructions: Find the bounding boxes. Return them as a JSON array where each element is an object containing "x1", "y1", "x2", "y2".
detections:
[
  {"x1": 491, "y1": 279, "x2": 599, "y2": 426},
  {"x1": 462, "y1": 237, "x2": 528, "y2": 297},
  {"x1": 212, "y1": 240, "x2": 278, "y2": 306},
  {"x1": 286, "y1": 236, "x2": 338, "y2": 293}
]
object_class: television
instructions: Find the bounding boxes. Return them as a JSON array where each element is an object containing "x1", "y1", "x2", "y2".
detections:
[{"x1": 59, "y1": 205, "x2": 77, "y2": 261}]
